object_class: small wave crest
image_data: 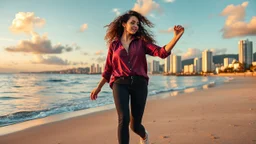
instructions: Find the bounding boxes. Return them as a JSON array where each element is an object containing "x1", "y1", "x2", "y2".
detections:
[
  {"x1": 46, "y1": 79, "x2": 66, "y2": 83},
  {"x1": 148, "y1": 86, "x2": 186, "y2": 95},
  {"x1": 0, "y1": 97, "x2": 21, "y2": 100},
  {"x1": 0, "y1": 104, "x2": 90, "y2": 127}
]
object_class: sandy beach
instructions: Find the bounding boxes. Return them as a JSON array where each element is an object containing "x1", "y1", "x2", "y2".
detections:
[{"x1": 0, "y1": 76, "x2": 256, "y2": 144}]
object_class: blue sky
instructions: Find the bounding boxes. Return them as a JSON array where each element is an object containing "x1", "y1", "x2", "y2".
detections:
[{"x1": 0, "y1": 0, "x2": 255, "y2": 73}]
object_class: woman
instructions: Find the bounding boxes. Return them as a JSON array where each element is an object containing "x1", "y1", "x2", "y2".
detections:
[{"x1": 90, "y1": 10, "x2": 184, "y2": 144}]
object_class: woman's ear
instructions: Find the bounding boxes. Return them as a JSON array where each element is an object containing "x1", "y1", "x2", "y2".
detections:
[{"x1": 122, "y1": 22, "x2": 126, "y2": 28}]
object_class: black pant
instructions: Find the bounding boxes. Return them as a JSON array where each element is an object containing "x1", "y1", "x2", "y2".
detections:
[{"x1": 112, "y1": 76, "x2": 148, "y2": 144}]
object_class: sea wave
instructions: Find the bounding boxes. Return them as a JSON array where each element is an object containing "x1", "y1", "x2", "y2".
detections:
[
  {"x1": 0, "y1": 97, "x2": 21, "y2": 100},
  {"x1": 0, "y1": 104, "x2": 90, "y2": 127},
  {"x1": 46, "y1": 79, "x2": 66, "y2": 82}
]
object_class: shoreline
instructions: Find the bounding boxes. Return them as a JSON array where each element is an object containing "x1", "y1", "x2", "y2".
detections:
[
  {"x1": 0, "y1": 76, "x2": 227, "y2": 135},
  {"x1": 0, "y1": 76, "x2": 256, "y2": 144}
]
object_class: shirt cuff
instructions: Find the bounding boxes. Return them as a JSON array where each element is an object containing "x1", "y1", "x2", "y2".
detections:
[
  {"x1": 102, "y1": 72, "x2": 111, "y2": 83},
  {"x1": 161, "y1": 45, "x2": 171, "y2": 57}
]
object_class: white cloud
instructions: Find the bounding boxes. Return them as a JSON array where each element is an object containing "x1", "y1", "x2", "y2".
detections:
[
  {"x1": 209, "y1": 48, "x2": 227, "y2": 56},
  {"x1": 5, "y1": 32, "x2": 74, "y2": 54},
  {"x1": 31, "y1": 55, "x2": 70, "y2": 65},
  {"x1": 159, "y1": 24, "x2": 188, "y2": 34},
  {"x1": 159, "y1": 27, "x2": 174, "y2": 33},
  {"x1": 149, "y1": 14, "x2": 156, "y2": 18},
  {"x1": 0, "y1": 38, "x2": 16, "y2": 42},
  {"x1": 113, "y1": 8, "x2": 121, "y2": 16},
  {"x1": 9, "y1": 12, "x2": 45, "y2": 34},
  {"x1": 83, "y1": 52, "x2": 89, "y2": 55},
  {"x1": 132, "y1": 0, "x2": 161, "y2": 16},
  {"x1": 80, "y1": 24, "x2": 88, "y2": 32},
  {"x1": 164, "y1": 0, "x2": 175, "y2": 3},
  {"x1": 96, "y1": 56, "x2": 106, "y2": 63},
  {"x1": 182, "y1": 48, "x2": 202, "y2": 60},
  {"x1": 220, "y1": 1, "x2": 256, "y2": 38},
  {"x1": 181, "y1": 48, "x2": 227, "y2": 60}
]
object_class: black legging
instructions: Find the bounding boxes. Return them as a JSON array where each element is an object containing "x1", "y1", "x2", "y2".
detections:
[{"x1": 112, "y1": 76, "x2": 148, "y2": 144}]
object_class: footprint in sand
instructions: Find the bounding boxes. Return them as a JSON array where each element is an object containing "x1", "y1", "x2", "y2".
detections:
[
  {"x1": 208, "y1": 134, "x2": 220, "y2": 140},
  {"x1": 229, "y1": 124, "x2": 240, "y2": 127}
]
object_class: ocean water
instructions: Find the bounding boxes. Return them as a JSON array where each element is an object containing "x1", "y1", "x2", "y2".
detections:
[{"x1": 0, "y1": 74, "x2": 230, "y2": 127}]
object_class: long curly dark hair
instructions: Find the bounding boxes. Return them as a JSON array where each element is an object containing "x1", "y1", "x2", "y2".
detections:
[{"x1": 104, "y1": 10, "x2": 156, "y2": 45}]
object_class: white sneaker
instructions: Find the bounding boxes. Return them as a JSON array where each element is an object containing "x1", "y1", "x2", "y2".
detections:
[{"x1": 140, "y1": 130, "x2": 149, "y2": 144}]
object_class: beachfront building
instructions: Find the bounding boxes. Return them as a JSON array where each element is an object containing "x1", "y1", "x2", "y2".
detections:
[
  {"x1": 164, "y1": 55, "x2": 171, "y2": 73},
  {"x1": 184, "y1": 64, "x2": 194, "y2": 74},
  {"x1": 224, "y1": 58, "x2": 235, "y2": 68},
  {"x1": 90, "y1": 63, "x2": 103, "y2": 74},
  {"x1": 184, "y1": 65, "x2": 189, "y2": 73},
  {"x1": 202, "y1": 50, "x2": 212, "y2": 73},
  {"x1": 172, "y1": 55, "x2": 182, "y2": 74},
  {"x1": 164, "y1": 54, "x2": 175, "y2": 74},
  {"x1": 202, "y1": 50, "x2": 213, "y2": 73},
  {"x1": 147, "y1": 62, "x2": 152, "y2": 73},
  {"x1": 189, "y1": 64, "x2": 194, "y2": 73},
  {"x1": 238, "y1": 39, "x2": 253, "y2": 68},
  {"x1": 151, "y1": 60, "x2": 160, "y2": 73},
  {"x1": 194, "y1": 57, "x2": 201, "y2": 73},
  {"x1": 96, "y1": 64, "x2": 100, "y2": 73}
]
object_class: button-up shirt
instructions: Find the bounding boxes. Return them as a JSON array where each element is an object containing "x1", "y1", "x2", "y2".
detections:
[{"x1": 102, "y1": 38, "x2": 171, "y2": 88}]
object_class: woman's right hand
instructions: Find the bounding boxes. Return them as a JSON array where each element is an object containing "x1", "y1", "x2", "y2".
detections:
[{"x1": 90, "y1": 87, "x2": 101, "y2": 100}]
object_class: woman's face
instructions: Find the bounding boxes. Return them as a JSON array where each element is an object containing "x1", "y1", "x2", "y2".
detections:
[{"x1": 123, "y1": 16, "x2": 139, "y2": 35}]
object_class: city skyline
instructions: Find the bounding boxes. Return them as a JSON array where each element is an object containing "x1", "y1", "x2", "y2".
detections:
[{"x1": 0, "y1": 0, "x2": 256, "y2": 73}]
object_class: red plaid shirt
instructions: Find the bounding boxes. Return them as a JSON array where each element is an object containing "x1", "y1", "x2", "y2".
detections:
[{"x1": 102, "y1": 38, "x2": 171, "y2": 88}]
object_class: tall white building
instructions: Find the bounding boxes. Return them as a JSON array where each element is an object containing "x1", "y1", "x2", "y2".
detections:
[
  {"x1": 164, "y1": 54, "x2": 174, "y2": 73},
  {"x1": 147, "y1": 62, "x2": 151, "y2": 73},
  {"x1": 194, "y1": 57, "x2": 201, "y2": 73},
  {"x1": 164, "y1": 55, "x2": 171, "y2": 73},
  {"x1": 202, "y1": 50, "x2": 213, "y2": 73},
  {"x1": 151, "y1": 60, "x2": 160, "y2": 73},
  {"x1": 90, "y1": 64, "x2": 95, "y2": 73},
  {"x1": 238, "y1": 39, "x2": 253, "y2": 68},
  {"x1": 96, "y1": 64, "x2": 100, "y2": 73},
  {"x1": 172, "y1": 55, "x2": 182, "y2": 73},
  {"x1": 224, "y1": 58, "x2": 234, "y2": 68}
]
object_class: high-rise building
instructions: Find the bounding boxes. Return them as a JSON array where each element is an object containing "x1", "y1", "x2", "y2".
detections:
[
  {"x1": 164, "y1": 55, "x2": 171, "y2": 73},
  {"x1": 151, "y1": 60, "x2": 160, "y2": 73},
  {"x1": 164, "y1": 54, "x2": 174, "y2": 73},
  {"x1": 194, "y1": 57, "x2": 201, "y2": 73},
  {"x1": 169, "y1": 54, "x2": 173, "y2": 73},
  {"x1": 172, "y1": 55, "x2": 182, "y2": 73},
  {"x1": 202, "y1": 50, "x2": 213, "y2": 73},
  {"x1": 238, "y1": 39, "x2": 253, "y2": 68},
  {"x1": 90, "y1": 64, "x2": 95, "y2": 73},
  {"x1": 96, "y1": 64, "x2": 100, "y2": 73},
  {"x1": 147, "y1": 62, "x2": 151, "y2": 73}
]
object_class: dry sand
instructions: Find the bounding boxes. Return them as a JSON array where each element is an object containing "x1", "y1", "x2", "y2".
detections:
[{"x1": 0, "y1": 76, "x2": 255, "y2": 144}]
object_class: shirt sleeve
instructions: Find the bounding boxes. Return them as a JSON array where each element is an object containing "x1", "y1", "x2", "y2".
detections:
[
  {"x1": 144, "y1": 41, "x2": 171, "y2": 59},
  {"x1": 102, "y1": 43, "x2": 113, "y2": 83}
]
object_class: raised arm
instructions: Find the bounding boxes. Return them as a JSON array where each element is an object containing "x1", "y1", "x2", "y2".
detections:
[
  {"x1": 164, "y1": 25, "x2": 184, "y2": 53},
  {"x1": 145, "y1": 25, "x2": 184, "y2": 59}
]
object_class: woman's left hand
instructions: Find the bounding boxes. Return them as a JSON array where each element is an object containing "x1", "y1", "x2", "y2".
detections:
[{"x1": 174, "y1": 25, "x2": 185, "y2": 37}]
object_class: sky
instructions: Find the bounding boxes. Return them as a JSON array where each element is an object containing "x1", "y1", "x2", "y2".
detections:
[{"x1": 0, "y1": 0, "x2": 256, "y2": 73}]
